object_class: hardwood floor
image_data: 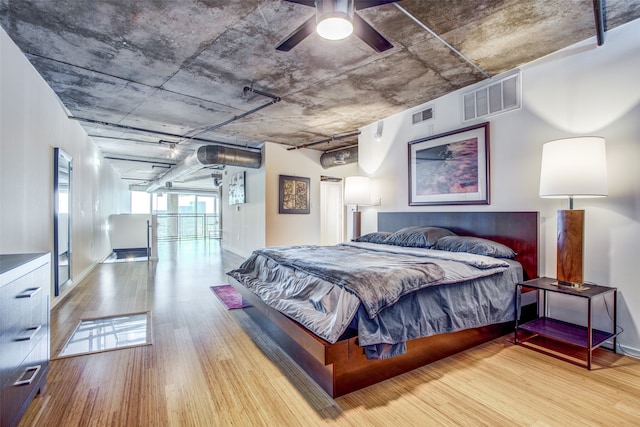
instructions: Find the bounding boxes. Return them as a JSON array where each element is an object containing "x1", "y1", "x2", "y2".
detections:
[{"x1": 20, "y1": 240, "x2": 640, "y2": 426}]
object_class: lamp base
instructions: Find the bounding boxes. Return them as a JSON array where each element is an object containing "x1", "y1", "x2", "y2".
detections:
[
  {"x1": 352, "y1": 210, "x2": 362, "y2": 241},
  {"x1": 557, "y1": 209, "x2": 584, "y2": 285}
]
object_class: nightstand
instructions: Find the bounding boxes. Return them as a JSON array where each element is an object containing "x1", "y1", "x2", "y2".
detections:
[{"x1": 514, "y1": 277, "x2": 618, "y2": 369}]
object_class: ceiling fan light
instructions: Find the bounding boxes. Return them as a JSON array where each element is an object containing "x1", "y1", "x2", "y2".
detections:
[{"x1": 317, "y1": 15, "x2": 353, "y2": 40}]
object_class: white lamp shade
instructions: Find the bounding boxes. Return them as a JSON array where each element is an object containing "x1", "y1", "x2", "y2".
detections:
[
  {"x1": 539, "y1": 137, "x2": 608, "y2": 198},
  {"x1": 344, "y1": 176, "x2": 371, "y2": 205}
]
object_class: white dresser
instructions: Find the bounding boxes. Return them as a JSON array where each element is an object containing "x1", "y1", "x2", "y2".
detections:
[{"x1": 0, "y1": 253, "x2": 50, "y2": 427}]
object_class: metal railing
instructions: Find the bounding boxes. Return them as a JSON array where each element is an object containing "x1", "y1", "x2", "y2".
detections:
[{"x1": 156, "y1": 214, "x2": 221, "y2": 241}]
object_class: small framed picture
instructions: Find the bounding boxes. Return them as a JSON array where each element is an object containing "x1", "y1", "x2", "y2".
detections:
[
  {"x1": 408, "y1": 122, "x2": 490, "y2": 206},
  {"x1": 279, "y1": 175, "x2": 310, "y2": 214},
  {"x1": 228, "y1": 171, "x2": 246, "y2": 205}
]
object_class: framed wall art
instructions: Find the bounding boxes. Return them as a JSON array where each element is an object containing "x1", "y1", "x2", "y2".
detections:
[
  {"x1": 408, "y1": 122, "x2": 490, "y2": 206},
  {"x1": 279, "y1": 175, "x2": 310, "y2": 214},
  {"x1": 228, "y1": 171, "x2": 246, "y2": 205}
]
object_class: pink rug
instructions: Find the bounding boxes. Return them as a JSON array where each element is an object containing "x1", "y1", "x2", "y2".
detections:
[{"x1": 210, "y1": 285, "x2": 251, "y2": 310}]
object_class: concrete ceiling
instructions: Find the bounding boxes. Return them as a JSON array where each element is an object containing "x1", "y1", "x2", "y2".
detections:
[{"x1": 2, "y1": 0, "x2": 640, "y2": 191}]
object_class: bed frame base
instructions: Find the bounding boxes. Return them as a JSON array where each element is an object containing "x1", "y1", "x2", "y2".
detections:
[
  {"x1": 231, "y1": 278, "x2": 511, "y2": 398},
  {"x1": 230, "y1": 211, "x2": 538, "y2": 398}
]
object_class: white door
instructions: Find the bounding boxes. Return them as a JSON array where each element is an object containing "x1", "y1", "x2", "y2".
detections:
[{"x1": 320, "y1": 180, "x2": 344, "y2": 245}]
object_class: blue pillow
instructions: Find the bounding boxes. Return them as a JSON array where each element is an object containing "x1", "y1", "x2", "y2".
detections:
[
  {"x1": 435, "y1": 236, "x2": 517, "y2": 259},
  {"x1": 354, "y1": 231, "x2": 392, "y2": 244},
  {"x1": 383, "y1": 226, "x2": 456, "y2": 248}
]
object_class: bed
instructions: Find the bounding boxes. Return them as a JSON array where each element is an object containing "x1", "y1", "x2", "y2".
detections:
[{"x1": 228, "y1": 211, "x2": 539, "y2": 397}]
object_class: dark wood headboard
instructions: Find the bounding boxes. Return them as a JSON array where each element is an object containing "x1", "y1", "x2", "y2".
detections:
[{"x1": 378, "y1": 211, "x2": 539, "y2": 280}]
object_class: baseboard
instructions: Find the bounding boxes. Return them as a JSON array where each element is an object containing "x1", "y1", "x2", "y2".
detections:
[
  {"x1": 618, "y1": 343, "x2": 640, "y2": 359},
  {"x1": 50, "y1": 260, "x2": 98, "y2": 309}
]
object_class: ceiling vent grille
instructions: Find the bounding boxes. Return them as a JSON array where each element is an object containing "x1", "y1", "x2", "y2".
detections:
[
  {"x1": 412, "y1": 106, "x2": 434, "y2": 125},
  {"x1": 463, "y1": 72, "x2": 520, "y2": 121}
]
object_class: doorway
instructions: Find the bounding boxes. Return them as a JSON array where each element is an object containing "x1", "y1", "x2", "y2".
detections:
[{"x1": 320, "y1": 178, "x2": 344, "y2": 245}]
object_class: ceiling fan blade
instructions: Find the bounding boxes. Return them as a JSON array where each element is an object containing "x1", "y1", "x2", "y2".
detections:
[
  {"x1": 275, "y1": 16, "x2": 316, "y2": 51},
  {"x1": 355, "y1": 0, "x2": 399, "y2": 11},
  {"x1": 353, "y1": 13, "x2": 393, "y2": 52},
  {"x1": 282, "y1": 0, "x2": 316, "y2": 6}
]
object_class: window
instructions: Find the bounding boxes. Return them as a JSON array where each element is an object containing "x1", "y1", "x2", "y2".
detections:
[
  {"x1": 178, "y1": 194, "x2": 196, "y2": 214},
  {"x1": 152, "y1": 193, "x2": 167, "y2": 214},
  {"x1": 131, "y1": 191, "x2": 151, "y2": 214},
  {"x1": 197, "y1": 196, "x2": 216, "y2": 214}
]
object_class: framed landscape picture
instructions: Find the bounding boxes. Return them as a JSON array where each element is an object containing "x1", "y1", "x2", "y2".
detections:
[
  {"x1": 408, "y1": 122, "x2": 490, "y2": 206},
  {"x1": 279, "y1": 175, "x2": 310, "y2": 214}
]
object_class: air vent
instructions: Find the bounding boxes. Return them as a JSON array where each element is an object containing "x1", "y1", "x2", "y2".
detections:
[
  {"x1": 412, "y1": 106, "x2": 434, "y2": 125},
  {"x1": 463, "y1": 72, "x2": 520, "y2": 121}
]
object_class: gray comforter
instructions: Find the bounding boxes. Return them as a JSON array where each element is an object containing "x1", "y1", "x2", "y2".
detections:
[{"x1": 227, "y1": 242, "x2": 520, "y2": 359}]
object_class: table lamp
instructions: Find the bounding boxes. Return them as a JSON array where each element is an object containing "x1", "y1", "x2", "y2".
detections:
[
  {"x1": 344, "y1": 176, "x2": 371, "y2": 240},
  {"x1": 539, "y1": 136, "x2": 608, "y2": 289}
]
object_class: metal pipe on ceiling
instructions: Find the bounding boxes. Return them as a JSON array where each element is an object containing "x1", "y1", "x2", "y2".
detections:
[
  {"x1": 592, "y1": 0, "x2": 605, "y2": 46},
  {"x1": 90, "y1": 135, "x2": 168, "y2": 145},
  {"x1": 286, "y1": 131, "x2": 361, "y2": 150},
  {"x1": 393, "y1": 3, "x2": 491, "y2": 79},
  {"x1": 178, "y1": 86, "x2": 281, "y2": 144},
  {"x1": 242, "y1": 86, "x2": 281, "y2": 101},
  {"x1": 69, "y1": 116, "x2": 263, "y2": 151},
  {"x1": 103, "y1": 155, "x2": 175, "y2": 166}
]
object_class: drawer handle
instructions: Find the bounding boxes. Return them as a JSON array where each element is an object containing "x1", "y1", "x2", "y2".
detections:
[
  {"x1": 16, "y1": 287, "x2": 41, "y2": 298},
  {"x1": 15, "y1": 325, "x2": 42, "y2": 341},
  {"x1": 14, "y1": 365, "x2": 41, "y2": 386}
]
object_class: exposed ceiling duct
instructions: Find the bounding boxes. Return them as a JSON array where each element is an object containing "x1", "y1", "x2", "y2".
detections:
[
  {"x1": 181, "y1": 172, "x2": 223, "y2": 184},
  {"x1": 154, "y1": 188, "x2": 223, "y2": 196},
  {"x1": 146, "y1": 145, "x2": 262, "y2": 192},
  {"x1": 320, "y1": 146, "x2": 358, "y2": 169}
]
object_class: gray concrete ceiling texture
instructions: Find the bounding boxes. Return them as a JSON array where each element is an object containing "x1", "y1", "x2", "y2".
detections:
[{"x1": 2, "y1": 0, "x2": 639, "y2": 190}]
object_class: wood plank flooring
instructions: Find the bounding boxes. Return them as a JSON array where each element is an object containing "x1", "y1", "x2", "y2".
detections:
[{"x1": 19, "y1": 240, "x2": 640, "y2": 426}]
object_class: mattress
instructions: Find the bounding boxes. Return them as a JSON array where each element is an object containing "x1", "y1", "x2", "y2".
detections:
[{"x1": 228, "y1": 242, "x2": 522, "y2": 359}]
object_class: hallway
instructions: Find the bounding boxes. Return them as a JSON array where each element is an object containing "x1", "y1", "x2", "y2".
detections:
[{"x1": 25, "y1": 240, "x2": 342, "y2": 426}]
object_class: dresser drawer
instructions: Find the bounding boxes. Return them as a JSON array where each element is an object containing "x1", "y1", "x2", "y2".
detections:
[
  {"x1": 0, "y1": 264, "x2": 49, "y2": 391},
  {"x1": 0, "y1": 326, "x2": 49, "y2": 389},
  {"x1": 0, "y1": 337, "x2": 49, "y2": 427},
  {"x1": 0, "y1": 253, "x2": 50, "y2": 427}
]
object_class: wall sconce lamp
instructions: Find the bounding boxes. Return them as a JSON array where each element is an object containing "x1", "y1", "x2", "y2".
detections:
[
  {"x1": 539, "y1": 136, "x2": 608, "y2": 290},
  {"x1": 316, "y1": 0, "x2": 354, "y2": 41},
  {"x1": 344, "y1": 176, "x2": 371, "y2": 240}
]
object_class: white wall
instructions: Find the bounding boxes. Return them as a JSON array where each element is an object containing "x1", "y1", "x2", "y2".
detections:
[
  {"x1": 219, "y1": 143, "x2": 358, "y2": 258},
  {"x1": 0, "y1": 28, "x2": 130, "y2": 303},
  {"x1": 220, "y1": 164, "x2": 267, "y2": 258},
  {"x1": 358, "y1": 19, "x2": 640, "y2": 356},
  {"x1": 108, "y1": 214, "x2": 152, "y2": 250},
  {"x1": 264, "y1": 143, "x2": 358, "y2": 247}
]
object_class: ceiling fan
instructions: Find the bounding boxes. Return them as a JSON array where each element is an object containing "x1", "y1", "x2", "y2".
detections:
[{"x1": 275, "y1": 0, "x2": 399, "y2": 53}]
